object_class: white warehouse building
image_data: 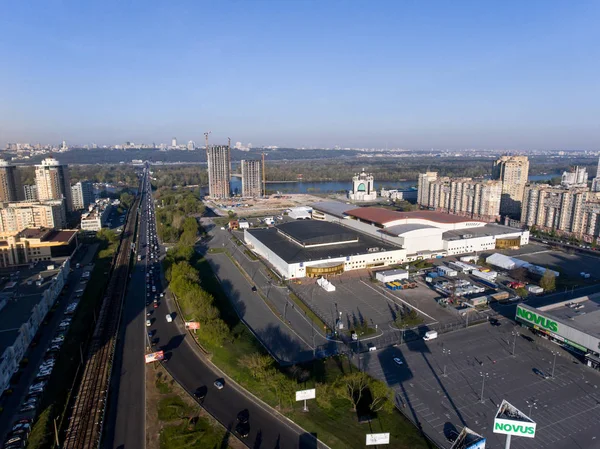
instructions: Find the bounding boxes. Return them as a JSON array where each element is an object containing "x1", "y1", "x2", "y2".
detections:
[
  {"x1": 310, "y1": 202, "x2": 529, "y2": 259},
  {"x1": 244, "y1": 220, "x2": 406, "y2": 279}
]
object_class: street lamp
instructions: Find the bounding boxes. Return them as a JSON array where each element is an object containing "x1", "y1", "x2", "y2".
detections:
[
  {"x1": 551, "y1": 351, "x2": 559, "y2": 378},
  {"x1": 526, "y1": 399, "x2": 538, "y2": 418},
  {"x1": 511, "y1": 330, "x2": 519, "y2": 357},
  {"x1": 479, "y1": 372, "x2": 489, "y2": 404},
  {"x1": 442, "y1": 348, "x2": 451, "y2": 377}
]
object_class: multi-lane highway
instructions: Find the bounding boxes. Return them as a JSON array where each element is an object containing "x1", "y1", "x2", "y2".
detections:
[{"x1": 107, "y1": 166, "x2": 326, "y2": 449}]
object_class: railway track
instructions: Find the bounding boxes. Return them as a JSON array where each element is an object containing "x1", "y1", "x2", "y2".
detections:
[{"x1": 62, "y1": 193, "x2": 141, "y2": 449}]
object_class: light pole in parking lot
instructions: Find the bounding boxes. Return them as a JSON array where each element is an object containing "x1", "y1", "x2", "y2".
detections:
[
  {"x1": 479, "y1": 372, "x2": 489, "y2": 403},
  {"x1": 526, "y1": 399, "x2": 538, "y2": 418},
  {"x1": 551, "y1": 351, "x2": 559, "y2": 378},
  {"x1": 511, "y1": 330, "x2": 519, "y2": 357},
  {"x1": 442, "y1": 348, "x2": 451, "y2": 377}
]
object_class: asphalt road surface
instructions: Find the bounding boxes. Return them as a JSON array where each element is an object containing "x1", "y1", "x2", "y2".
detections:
[
  {"x1": 107, "y1": 170, "x2": 325, "y2": 449},
  {"x1": 105, "y1": 177, "x2": 148, "y2": 449}
]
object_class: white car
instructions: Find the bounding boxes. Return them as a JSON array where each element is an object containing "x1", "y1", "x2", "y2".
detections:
[
  {"x1": 165, "y1": 314, "x2": 173, "y2": 323},
  {"x1": 146, "y1": 319, "x2": 151, "y2": 327},
  {"x1": 393, "y1": 357, "x2": 404, "y2": 365},
  {"x1": 214, "y1": 380, "x2": 224, "y2": 390}
]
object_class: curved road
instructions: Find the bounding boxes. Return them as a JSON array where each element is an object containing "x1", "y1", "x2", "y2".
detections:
[{"x1": 108, "y1": 168, "x2": 326, "y2": 449}]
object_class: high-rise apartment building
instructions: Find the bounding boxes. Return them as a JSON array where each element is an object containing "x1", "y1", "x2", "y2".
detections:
[
  {"x1": 417, "y1": 172, "x2": 438, "y2": 206},
  {"x1": 23, "y1": 184, "x2": 38, "y2": 201},
  {"x1": 592, "y1": 156, "x2": 600, "y2": 192},
  {"x1": 241, "y1": 160, "x2": 262, "y2": 198},
  {"x1": 187, "y1": 140, "x2": 195, "y2": 151},
  {"x1": 418, "y1": 173, "x2": 502, "y2": 222},
  {"x1": 492, "y1": 155, "x2": 529, "y2": 216},
  {"x1": 71, "y1": 181, "x2": 95, "y2": 210},
  {"x1": 171, "y1": 137, "x2": 177, "y2": 147},
  {"x1": 561, "y1": 166, "x2": 588, "y2": 189},
  {"x1": 35, "y1": 157, "x2": 73, "y2": 211},
  {"x1": 0, "y1": 200, "x2": 66, "y2": 233},
  {"x1": 520, "y1": 184, "x2": 600, "y2": 239},
  {"x1": 0, "y1": 160, "x2": 22, "y2": 202},
  {"x1": 207, "y1": 145, "x2": 231, "y2": 199}
]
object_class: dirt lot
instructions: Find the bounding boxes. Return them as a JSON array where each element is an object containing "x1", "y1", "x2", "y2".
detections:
[{"x1": 204, "y1": 193, "x2": 326, "y2": 217}]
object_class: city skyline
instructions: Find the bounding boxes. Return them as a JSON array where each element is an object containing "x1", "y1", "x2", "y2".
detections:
[{"x1": 1, "y1": 1, "x2": 600, "y2": 149}]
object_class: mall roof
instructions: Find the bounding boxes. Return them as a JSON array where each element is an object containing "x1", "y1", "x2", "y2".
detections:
[
  {"x1": 534, "y1": 295, "x2": 600, "y2": 338},
  {"x1": 443, "y1": 223, "x2": 524, "y2": 241},
  {"x1": 382, "y1": 223, "x2": 440, "y2": 236},
  {"x1": 247, "y1": 223, "x2": 399, "y2": 264},
  {"x1": 277, "y1": 221, "x2": 358, "y2": 247},
  {"x1": 310, "y1": 201, "x2": 356, "y2": 218},
  {"x1": 345, "y1": 207, "x2": 481, "y2": 226}
]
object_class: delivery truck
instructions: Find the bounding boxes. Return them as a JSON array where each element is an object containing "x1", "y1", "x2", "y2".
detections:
[{"x1": 423, "y1": 330, "x2": 438, "y2": 341}]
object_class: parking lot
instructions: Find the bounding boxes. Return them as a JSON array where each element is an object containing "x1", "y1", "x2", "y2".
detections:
[{"x1": 362, "y1": 318, "x2": 600, "y2": 449}]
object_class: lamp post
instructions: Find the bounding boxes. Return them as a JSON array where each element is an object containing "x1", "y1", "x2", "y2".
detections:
[
  {"x1": 526, "y1": 399, "x2": 538, "y2": 418},
  {"x1": 443, "y1": 348, "x2": 451, "y2": 377},
  {"x1": 479, "y1": 372, "x2": 489, "y2": 404},
  {"x1": 511, "y1": 330, "x2": 519, "y2": 357},
  {"x1": 551, "y1": 351, "x2": 559, "y2": 378}
]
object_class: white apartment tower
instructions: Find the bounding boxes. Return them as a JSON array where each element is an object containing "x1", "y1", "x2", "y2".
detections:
[
  {"x1": 241, "y1": 160, "x2": 262, "y2": 198},
  {"x1": 71, "y1": 181, "x2": 95, "y2": 210},
  {"x1": 417, "y1": 172, "x2": 438, "y2": 206},
  {"x1": 35, "y1": 157, "x2": 73, "y2": 211},
  {"x1": 207, "y1": 145, "x2": 231, "y2": 199},
  {"x1": 492, "y1": 155, "x2": 530, "y2": 217}
]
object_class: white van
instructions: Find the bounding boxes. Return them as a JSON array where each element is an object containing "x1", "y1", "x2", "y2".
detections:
[{"x1": 423, "y1": 330, "x2": 438, "y2": 341}]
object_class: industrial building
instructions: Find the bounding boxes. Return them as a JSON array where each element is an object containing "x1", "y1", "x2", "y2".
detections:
[
  {"x1": 35, "y1": 157, "x2": 73, "y2": 211},
  {"x1": 0, "y1": 228, "x2": 78, "y2": 267},
  {"x1": 71, "y1": 181, "x2": 95, "y2": 210},
  {"x1": 492, "y1": 155, "x2": 530, "y2": 216},
  {"x1": 516, "y1": 301, "x2": 600, "y2": 371},
  {"x1": 0, "y1": 199, "x2": 67, "y2": 233},
  {"x1": 240, "y1": 159, "x2": 262, "y2": 198},
  {"x1": 310, "y1": 202, "x2": 529, "y2": 259},
  {"x1": 244, "y1": 220, "x2": 406, "y2": 279},
  {"x1": 0, "y1": 160, "x2": 22, "y2": 202},
  {"x1": 0, "y1": 259, "x2": 71, "y2": 394},
  {"x1": 207, "y1": 145, "x2": 231, "y2": 199}
]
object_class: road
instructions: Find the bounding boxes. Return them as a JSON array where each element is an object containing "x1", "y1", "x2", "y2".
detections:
[
  {"x1": 108, "y1": 167, "x2": 326, "y2": 449},
  {"x1": 105, "y1": 175, "x2": 148, "y2": 449}
]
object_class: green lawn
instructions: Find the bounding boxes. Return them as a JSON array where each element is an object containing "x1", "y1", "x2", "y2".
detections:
[
  {"x1": 158, "y1": 396, "x2": 193, "y2": 421},
  {"x1": 160, "y1": 417, "x2": 228, "y2": 449}
]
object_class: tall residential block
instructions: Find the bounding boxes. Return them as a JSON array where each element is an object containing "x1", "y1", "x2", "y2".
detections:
[
  {"x1": 418, "y1": 172, "x2": 502, "y2": 222},
  {"x1": 207, "y1": 145, "x2": 231, "y2": 199},
  {"x1": 492, "y1": 155, "x2": 529, "y2": 217},
  {"x1": 417, "y1": 172, "x2": 438, "y2": 206},
  {"x1": 521, "y1": 184, "x2": 600, "y2": 239},
  {"x1": 241, "y1": 160, "x2": 262, "y2": 198},
  {"x1": 23, "y1": 184, "x2": 38, "y2": 201},
  {"x1": 592, "y1": 156, "x2": 600, "y2": 192},
  {"x1": 35, "y1": 157, "x2": 73, "y2": 211},
  {"x1": 71, "y1": 181, "x2": 95, "y2": 210},
  {"x1": 0, "y1": 160, "x2": 22, "y2": 202},
  {"x1": 0, "y1": 200, "x2": 67, "y2": 233}
]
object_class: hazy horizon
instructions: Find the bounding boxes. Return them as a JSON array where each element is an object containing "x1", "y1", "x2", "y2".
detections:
[{"x1": 1, "y1": 1, "x2": 599, "y2": 150}]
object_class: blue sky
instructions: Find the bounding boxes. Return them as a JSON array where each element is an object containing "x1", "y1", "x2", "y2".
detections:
[{"x1": 0, "y1": 0, "x2": 599, "y2": 149}]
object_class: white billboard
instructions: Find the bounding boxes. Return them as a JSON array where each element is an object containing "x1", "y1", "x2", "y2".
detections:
[
  {"x1": 493, "y1": 400, "x2": 536, "y2": 439},
  {"x1": 366, "y1": 433, "x2": 390, "y2": 445},
  {"x1": 295, "y1": 388, "x2": 316, "y2": 401}
]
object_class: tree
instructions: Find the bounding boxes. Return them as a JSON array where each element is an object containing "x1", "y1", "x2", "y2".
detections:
[
  {"x1": 315, "y1": 382, "x2": 335, "y2": 410},
  {"x1": 539, "y1": 270, "x2": 556, "y2": 292},
  {"x1": 119, "y1": 191, "x2": 134, "y2": 209},
  {"x1": 97, "y1": 228, "x2": 118, "y2": 243},
  {"x1": 510, "y1": 267, "x2": 530, "y2": 283},
  {"x1": 336, "y1": 372, "x2": 370, "y2": 412},
  {"x1": 368, "y1": 380, "x2": 394, "y2": 414},
  {"x1": 239, "y1": 353, "x2": 273, "y2": 381}
]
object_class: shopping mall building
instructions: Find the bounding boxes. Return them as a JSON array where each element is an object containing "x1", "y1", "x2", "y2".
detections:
[{"x1": 516, "y1": 299, "x2": 600, "y2": 371}]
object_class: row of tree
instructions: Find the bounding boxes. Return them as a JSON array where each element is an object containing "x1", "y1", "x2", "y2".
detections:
[{"x1": 154, "y1": 188, "x2": 205, "y2": 243}]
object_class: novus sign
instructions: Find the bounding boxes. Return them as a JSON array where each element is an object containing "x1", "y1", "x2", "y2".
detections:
[
  {"x1": 516, "y1": 307, "x2": 558, "y2": 332},
  {"x1": 493, "y1": 418, "x2": 536, "y2": 438}
]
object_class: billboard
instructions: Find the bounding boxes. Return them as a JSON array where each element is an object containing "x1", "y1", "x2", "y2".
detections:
[
  {"x1": 516, "y1": 305, "x2": 558, "y2": 332},
  {"x1": 185, "y1": 321, "x2": 200, "y2": 330},
  {"x1": 366, "y1": 433, "x2": 390, "y2": 446},
  {"x1": 145, "y1": 350, "x2": 164, "y2": 363},
  {"x1": 493, "y1": 400, "x2": 536, "y2": 439},
  {"x1": 295, "y1": 388, "x2": 316, "y2": 401},
  {"x1": 450, "y1": 427, "x2": 486, "y2": 449}
]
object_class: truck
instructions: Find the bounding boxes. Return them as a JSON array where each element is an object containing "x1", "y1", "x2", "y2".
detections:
[
  {"x1": 508, "y1": 281, "x2": 525, "y2": 289},
  {"x1": 423, "y1": 330, "x2": 438, "y2": 341},
  {"x1": 438, "y1": 266, "x2": 458, "y2": 277},
  {"x1": 489, "y1": 291, "x2": 510, "y2": 301},
  {"x1": 526, "y1": 285, "x2": 544, "y2": 294}
]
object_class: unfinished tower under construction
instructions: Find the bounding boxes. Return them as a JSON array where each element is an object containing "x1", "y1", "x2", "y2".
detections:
[
  {"x1": 241, "y1": 159, "x2": 262, "y2": 198},
  {"x1": 207, "y1": 145, "x2": 231, "y2": 199}
]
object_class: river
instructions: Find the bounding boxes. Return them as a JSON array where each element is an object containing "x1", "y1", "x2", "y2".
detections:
[{"x1": 200, "y1": 174, "x2": 557, "y2": 196}]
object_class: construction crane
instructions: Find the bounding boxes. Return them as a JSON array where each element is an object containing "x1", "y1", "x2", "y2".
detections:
[{"x1": 262, "y1": 152, "x2": 266, "y2": 197}]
